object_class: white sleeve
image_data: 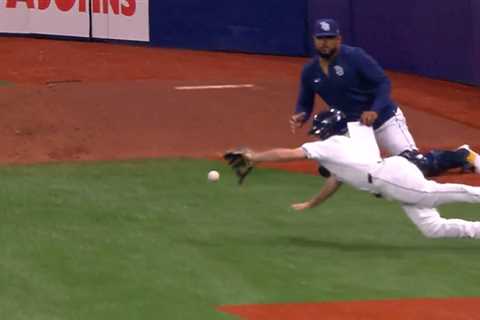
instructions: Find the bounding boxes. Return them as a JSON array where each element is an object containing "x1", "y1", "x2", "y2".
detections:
[
  {"x1": 347, "y1": 121, "x2": 381, "y2": 161},
  {"x1": 301, "y1": 141, "x2": 325, "y2": 161}
]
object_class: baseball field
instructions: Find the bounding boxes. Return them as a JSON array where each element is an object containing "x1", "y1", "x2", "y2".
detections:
[{"x1": 1, "y1": 37, "x2": 480, "y2": 319}]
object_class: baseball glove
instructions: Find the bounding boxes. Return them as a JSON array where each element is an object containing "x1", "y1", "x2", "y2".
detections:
[{"x1": 223, "y1": 148, "x2": 254, "y2": 185}]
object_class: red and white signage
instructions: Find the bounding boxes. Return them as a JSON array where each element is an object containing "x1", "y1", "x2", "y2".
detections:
[
  {"x1": 0, "y1": 0, "x2": 149, "y2": 41},
  {"x1": 92, "y1": 0, "x2": 149, "y2": 41}
]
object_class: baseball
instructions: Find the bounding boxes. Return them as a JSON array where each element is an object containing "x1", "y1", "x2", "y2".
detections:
[{"x1": 207, "y1": 170, "x2": 220, "y2": 182}]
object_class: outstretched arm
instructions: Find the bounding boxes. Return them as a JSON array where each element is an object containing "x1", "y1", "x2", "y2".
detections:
[
  {"x1": 291, "y1": 176, "x2": 342, "y2": 211},
  {"x1": 224, "y1": 147, "x2": 307, "y2": 185},
  {"x1": 249, "y1": 147, "x2": 307, "y2": 163}
]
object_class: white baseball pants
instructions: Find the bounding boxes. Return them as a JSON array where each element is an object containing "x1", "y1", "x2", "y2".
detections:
[
  {"x1": 402, "y1": 205, "x2": 480, "y2": 239},
  {"x1": 371, "y1": 156, "x2": 480, "y2": 238},
  {"x1": 374, "y1": 107, "x2": 417, "y2": 155}
]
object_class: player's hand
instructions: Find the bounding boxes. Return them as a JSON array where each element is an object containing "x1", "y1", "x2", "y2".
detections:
[
  {"x1": 289, "y1": 112, "x2": 306, "y2": 134},
  {"x1": 223, "y1": 148, "x2": 255, "y2": 185},
  {"x1": 360, "y1": 111, "x2": 378, "y2": 126},
  {"x1": 291, "y1": 201, "x2": 311, "y2": 211}
]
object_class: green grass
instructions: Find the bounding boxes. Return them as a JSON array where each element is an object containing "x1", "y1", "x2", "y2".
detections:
[
  {"x1": 0, "y1": 159, "x2": 478, "y2": 319},
  {"x1": 0, "y1": 80, "x2": 12, "y2": 86}
]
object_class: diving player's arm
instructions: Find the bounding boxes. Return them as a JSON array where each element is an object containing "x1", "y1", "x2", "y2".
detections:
[
  {"x1": 248, "y1": 147, "x2": 307, "y2": 163},
  {"x1": 291, "y1": 176, "x2": 342, "y2": 211}
]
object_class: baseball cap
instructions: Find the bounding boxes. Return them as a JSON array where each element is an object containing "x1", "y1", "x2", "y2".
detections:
[{"x1": 314, "y1": 18, "x2": 340, "y2": 37}]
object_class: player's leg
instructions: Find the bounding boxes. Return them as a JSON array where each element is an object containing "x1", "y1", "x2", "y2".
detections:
[
  {"x1": 402, "y1": 205, "x2": 480, "y2": 239},
  {"x1": 417, "y1": 180, "x2": 480, "y2": 207},
  {"x1": 373, "y1": 157, "x2": 480, "y2": 207},
  {"x1": 374, "y1": 107, "x2": 417, "y2": 155},
  {"x1": 458, "y1": 144, "x2": 480, "y2": 173},
  {"x1": 424, "y1": 149, "x2": 472, "y2": 176}
]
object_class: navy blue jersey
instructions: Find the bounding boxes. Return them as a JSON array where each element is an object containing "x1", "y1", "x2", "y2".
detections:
[{"x1": 295, "y1": 45, "x2": 397, "y2": 129}]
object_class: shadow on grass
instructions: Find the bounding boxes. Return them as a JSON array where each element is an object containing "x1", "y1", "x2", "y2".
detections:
[
  {"x1": 183, "y1": 235, "x2": 479, "y2": 253},
  {"x1": 284, "y1": 236, "x2": 478, "y2": 252}
]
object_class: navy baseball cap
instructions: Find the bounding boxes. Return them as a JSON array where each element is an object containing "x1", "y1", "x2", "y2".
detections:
[{"x1": 314, "y1": 18, "x2": 340, "y2": 37}]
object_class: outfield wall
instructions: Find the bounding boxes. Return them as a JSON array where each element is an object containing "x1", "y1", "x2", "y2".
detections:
[
  {"x1": 0, "y1": 0, "x2": 149, "y2": 41},
  {"x1": 148, "y1": 0, "x2": 308, "y2": 55},
  {"x1": 0, "y1": 0, "x2": 478, "y2": 85},
  {"x1": 473, "y1": 0, "x2": 480, "y2": 85},
  {"x1": 349, "y1": 0, "x2": 479, "y2": 86}
]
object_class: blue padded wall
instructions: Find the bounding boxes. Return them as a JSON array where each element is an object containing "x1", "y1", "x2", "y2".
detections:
[
  {"x1": 149, "y1": 0, "x2": 308, "y2": 55},
  {"x1": 472, "y1": 0, "x2": 480, "y2": 84},
  {"x1": 350, "y1": 0, "x2": 477, "y2": 84}
]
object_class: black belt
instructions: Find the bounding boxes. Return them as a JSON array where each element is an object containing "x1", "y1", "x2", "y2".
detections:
[
  {"x1": 367, "y1": 173, "x2": 382, "y2": 198},
  {"x1": 368, "y1": 173, "x2": 373, "y2": 184}
]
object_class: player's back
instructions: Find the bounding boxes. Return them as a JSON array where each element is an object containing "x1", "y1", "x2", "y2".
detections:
[{"x1": 302, "y1": 135, "x2": 381, "y2": 192}]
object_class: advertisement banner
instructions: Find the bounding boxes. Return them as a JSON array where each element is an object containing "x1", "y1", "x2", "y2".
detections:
[
  {"x1": 0, "y1": 0, "x2": 90, "y2": 37},
  {"x1": 0, "y1": 0, "x2": 149, "y2": 41},
  {"x1": 92, "y1": 0, "x2": 149, "y2": 41}
]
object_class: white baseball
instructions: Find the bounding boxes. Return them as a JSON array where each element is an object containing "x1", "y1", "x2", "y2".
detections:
[{"x1": 207, "y1": 170, "x2": 220, "y2": 182}]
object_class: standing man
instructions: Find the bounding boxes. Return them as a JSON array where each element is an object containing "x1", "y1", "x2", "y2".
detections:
[{"x1": 290, "y1": 18, "x2": 416, "y2": 155}]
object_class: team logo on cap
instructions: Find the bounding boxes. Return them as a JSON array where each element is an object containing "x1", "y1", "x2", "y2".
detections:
[
  {"x1": 334, "y1": 65, "x2": 344, "y2": 76},
  {"x1": 320, "y1": 21, "x2": 331, "y2": 31}
]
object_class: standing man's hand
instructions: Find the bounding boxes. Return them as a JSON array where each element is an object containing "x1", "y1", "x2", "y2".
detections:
[
  {"x1": 290, "y1": 112, "x2": 306, "y2": 133},
  {"x1": 360, "y1": 111, "x2": 378, "y2": 126}
]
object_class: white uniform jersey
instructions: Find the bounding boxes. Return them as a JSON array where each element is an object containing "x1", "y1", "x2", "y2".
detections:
[
  {"x1": 302, "y1": 135, "x2": 480, "y2": 239},
  {"x1": 302, "y1": 135, "x2": 381, "y2": 193}
]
